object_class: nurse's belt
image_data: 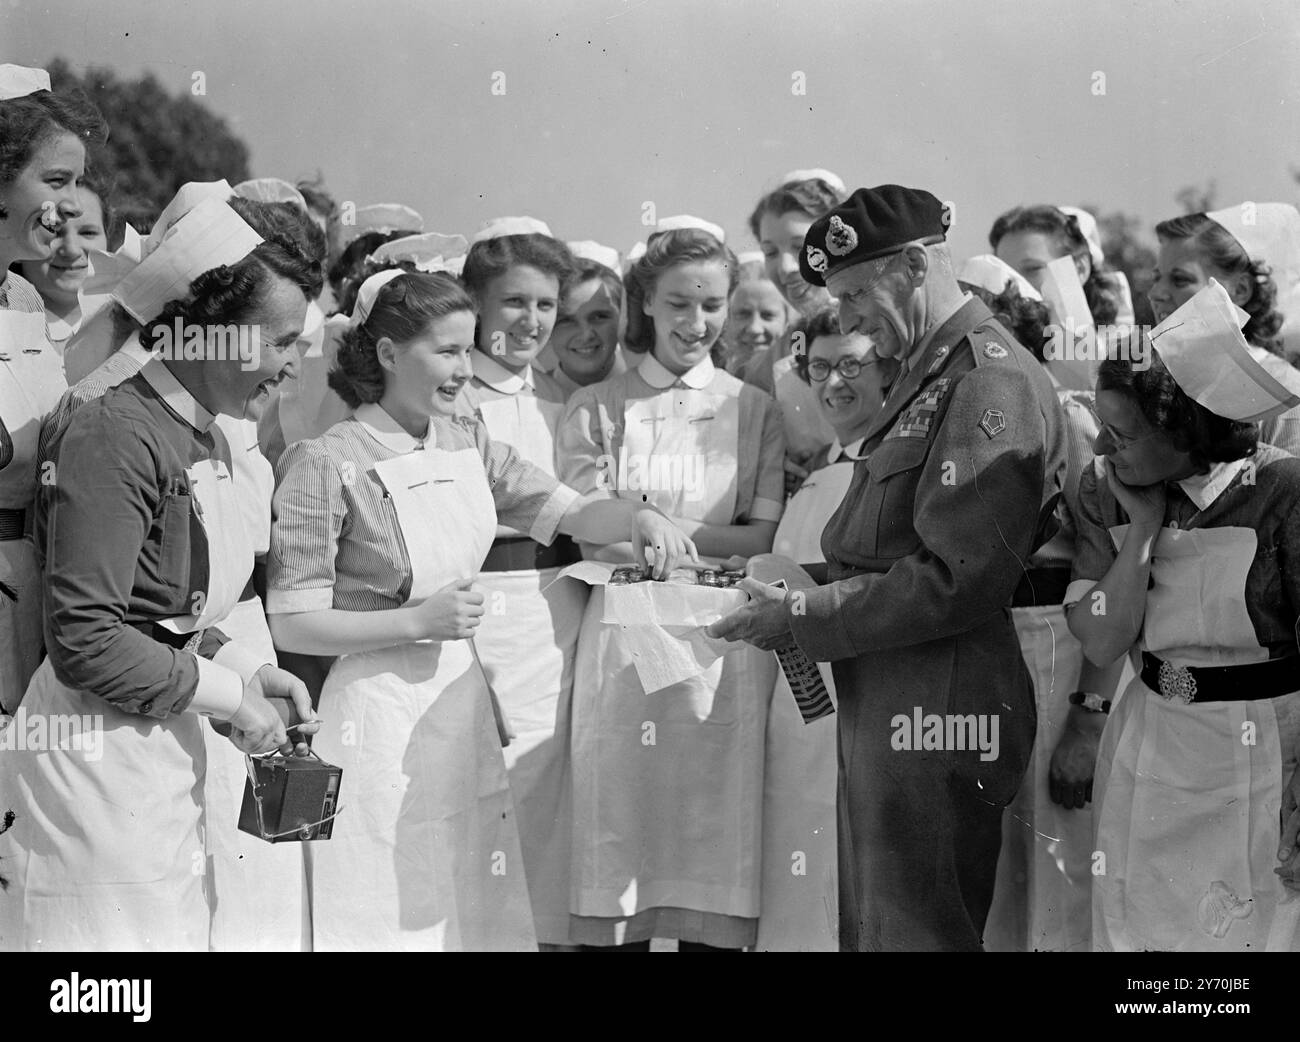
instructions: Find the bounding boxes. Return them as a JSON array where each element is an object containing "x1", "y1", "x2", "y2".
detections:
[
  {"x1": 1150, "y1": 279, "x2": 1300, "y2": 423},
  {"x1": 113, "y1": 198, "x2": 263, "y2": 323},
  {"x1": 0, "y1": 64, "x2": 50, "y2": 99}
]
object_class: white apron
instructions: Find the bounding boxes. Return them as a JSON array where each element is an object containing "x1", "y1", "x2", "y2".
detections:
[
  {"x1": 571, "y1": 387, "x2": 775, "y2": 935},
  {"x1": 202, "y1": 416, "x2": 309, "y2": 952},
  {"x1": 754, "y1": 467, "x2": 845, "y2": 951},
  {"x1": 0, "y1": 309, "x2": 65, "y2": 713},
  {"x1": 310, "y1": 444, "x2": 535, "y2": 951},
  {"x1": 474, "y1": 385, "x2": 588, "y2": 945},
  {"x1": 0, "y1": 454, "x2": 254, "y2": 952},
  {"x1": 985, "y1": 604, "x2": 1092, "y2": 952},
  {"x1": 1093, "y1": 524, "x2": 1300, "y2": 952}
]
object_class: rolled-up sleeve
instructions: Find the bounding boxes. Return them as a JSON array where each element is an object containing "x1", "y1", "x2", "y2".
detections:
[
  {"x1": 43, "y1": 407, "x2": 222, "y2": 717},
  {"x1": 471, "y1": 417, "x2": 579, "y2": 545},
  {"x1": 266, "y1": 440, "x2": 346, "y2": 613},
  {"x1": 1065, "y1": 457, "x2": 1118, "y2": 606}
]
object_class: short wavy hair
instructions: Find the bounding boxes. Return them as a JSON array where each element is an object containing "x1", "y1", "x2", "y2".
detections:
[
  {"x1": 0, "y1": 84, "x2": 108, "y2": 205},
  {"x1": 1097, "y1": 349, "x2": 1257, "y2": 470},
  {"x1": 747, "y1": 176, "x2": 845, "y2": 241},
  {"x1": 623, "y1": 228, "x2": 738, "y2": 352},
  {"x1": 959, "y1": 281, "x2": 1052, "y2": 363},
  {"x1": 328, "y1": 272, "x2": 477, "y2": 409},
  {"x1": 790, "y1": 305, "x2": 842, "y2": 383}
]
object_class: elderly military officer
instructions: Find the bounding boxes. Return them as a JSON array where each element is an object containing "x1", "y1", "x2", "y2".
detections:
[{"x1": 711, "y1": 185, "x2": 1067, "y2": 951}]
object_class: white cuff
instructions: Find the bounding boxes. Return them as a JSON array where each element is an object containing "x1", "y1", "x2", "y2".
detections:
[
  {"x1": 212, "y1": 639, "x2": 274, "y2": 685},
  {"x1": 190, "y1": 656, "x2": 245, "y2": 721},
  {"x1": 530, "y1": 483, "x2": 583, "y2": 545},
  {"x1": 265, "y1": 586, "x2": 335, "y2": 614},
  {"x1": 1063, "y1": 578, "x2": 1097, "y2": 607},
  {"x1": 750, "y1": 497, "x2": 784, "y2": 524}
]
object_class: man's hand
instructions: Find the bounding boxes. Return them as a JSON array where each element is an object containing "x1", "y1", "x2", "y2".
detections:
[
  {"x1": 228, "y1": 664, "x2": 319, "y2": 758},
  {"x1": 706, "y1": 577, "x2": 795, "y2": 651}
]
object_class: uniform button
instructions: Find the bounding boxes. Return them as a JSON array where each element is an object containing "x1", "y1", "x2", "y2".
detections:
[
  {"x1": 1168, "y1": 520, "x2": 1178, "y2": 530},
  {"x1": 140, "y1": 700, "x2": 154, "y2": 714}
]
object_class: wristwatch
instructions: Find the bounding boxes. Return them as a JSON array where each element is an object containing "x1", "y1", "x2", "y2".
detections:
[{"x1": 1068, "y1": 690, "x2": 1111, "y2": 714}]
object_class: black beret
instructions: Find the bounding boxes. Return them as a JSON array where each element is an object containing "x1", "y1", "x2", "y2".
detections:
[{"x1": 799, "y1": 184, "x2": 952, "y2": 286}]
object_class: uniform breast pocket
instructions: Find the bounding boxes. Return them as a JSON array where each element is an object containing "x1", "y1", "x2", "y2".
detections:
[
  {"x1": 863, "y1": 438, "x2": 931, "y2": 560},
  {"x1": 154, "y1": 487, "x2": 194, "y2": 613}
]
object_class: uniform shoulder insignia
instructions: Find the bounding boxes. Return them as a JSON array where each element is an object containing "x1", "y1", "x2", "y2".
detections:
[
  {"x1": 925, "y1": 344, "x2": 951, "y2": 375},
  {"x1": 983, "y1": 341, "x2": 1008, "y2": 359},
  {"x1": 979, "y1": 408, "x2": 1007, "y2": 439}
]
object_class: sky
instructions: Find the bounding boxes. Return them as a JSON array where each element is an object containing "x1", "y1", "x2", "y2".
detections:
[{"x1": 7, "y1": 0, "x2": 1300, "y2": 262}]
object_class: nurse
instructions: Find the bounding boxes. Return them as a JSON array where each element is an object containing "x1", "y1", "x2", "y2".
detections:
[
  {"x1": 544, "y1": 240, "x2": 626, "y2": 398},
  {"x1": 558, "y1": 223, "x2": 785, "y2": 950},
  {"x1": 456, "y1": 217, "x2": 587, "y2": 948},
  {"x1": 1067, "y1": 281, "x2": 1300, "y2": 952},
  {"x1": 0, "y1": 64, "x2": 105, "y2": 715},
  {"x1": 266, "y1": 270, "x2": 695, "y2": 951},
  {"x1": 0, "y1": 197, "x2": 319, "y2": 952},
  {"x1": 755, "y1": 306, "x2": 898, "y2": 951},
  {"x1": 1146, "y1": 203, "x2": 1300, "y2": 455}
]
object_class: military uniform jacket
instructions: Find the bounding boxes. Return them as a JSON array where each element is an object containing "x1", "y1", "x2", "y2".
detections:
[{"x1": 787, "y1": 296, "x2": 1067, "y2": 950}]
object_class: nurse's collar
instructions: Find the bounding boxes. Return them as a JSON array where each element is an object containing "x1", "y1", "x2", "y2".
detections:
[
  {"x1": 140, "y1": 359, "x2": 217, "y2": 433},
  {"x1": 354, "y1": 401, "x2": 433, "y2": 453}
]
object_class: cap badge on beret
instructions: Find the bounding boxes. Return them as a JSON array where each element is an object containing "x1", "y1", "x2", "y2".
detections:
[
  {"x1": 941, "y1": 203, "x2": 954, "y2": 229},
  {"x1": 806, "y1": 245, "x2": 829, "y2": 275},
  {"x1": 826, "y1": 216, "x2": 858, "y2": 257}
]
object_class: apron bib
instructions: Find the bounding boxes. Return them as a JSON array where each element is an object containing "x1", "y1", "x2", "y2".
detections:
[
  {"x1": 0, "y1": 451, "x2": 256, "y2": 951},
  {"x1": 1093, "y1": 524, "x2": 1299, "y2": 951},
  {"x1": 310, "y1": 444, "x2": 536, "y2": 951}
]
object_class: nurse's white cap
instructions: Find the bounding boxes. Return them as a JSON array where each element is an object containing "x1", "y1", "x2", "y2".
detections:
[
  {"x1": 233, "y1": 177, "x2": 309, "y2": 213},
  {"x1": 1207, "y1": 201, "x2": 1300, "y2": 357},
  {"x1": 339, "y1": 204, "x2": 424, "y2": 248},
  {"x1": 471, "y1": 216, "x2": 553, "y2": 244},
  {"x1": 779, "y1": 168, "x2": 847, "y2": 196},
  {"x1": 566, "y1": 240, "x2": 621, "y2": 276},
  {"x1": 145, "y1": 180, "x2": 235, "y2": 254},
  {"x1": 958, "y1": 253, "x2": 1042, "y2": 301},
  {"x1": 350, "y1": 268, "x2": 407, "y2": 328},
  {"x1": 0, "y1": 64, "x2": 51, "y2": 101},
  {"x1": 1150, "y1": 279, "x2": 1300, "y2": 423},
  {"x1": 370, "y1": 231, "x2": 469, "y2": 273},
  {"x1": 653, "y1": 214, "x2": 725, "y2": 243},
  {"x1": 113, "y1": 197, "x2": 264, "y2": 324},
  {"x1": 1058, "y1": 205, "x2": 1105, "y2": 268}
]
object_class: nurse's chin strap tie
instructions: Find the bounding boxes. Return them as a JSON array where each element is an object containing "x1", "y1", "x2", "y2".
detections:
[{"x1": 243, "y1": 749, "x2": 345, "y2": 840}]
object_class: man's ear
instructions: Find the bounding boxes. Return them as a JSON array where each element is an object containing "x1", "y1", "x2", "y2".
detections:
[{"x1": 901, "y1": 244, "x2": 929, "y2": 283}]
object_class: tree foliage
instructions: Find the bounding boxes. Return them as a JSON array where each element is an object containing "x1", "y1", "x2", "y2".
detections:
[{"x1": 46, "y1": 57, "x2": 251, "y2": 233}]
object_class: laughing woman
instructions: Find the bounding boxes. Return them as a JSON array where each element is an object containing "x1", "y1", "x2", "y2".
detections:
[
  {"x1": 0, "y1": 65, "x2": 105, "y2": 715},
  {"x1": 1067, "y1": 284, "x2": 1300, "y2": 952},
  {"x1": 558, "y1": 225, "x2": 785, "y2": 950},
  {"x1": 267, "y1": 271, "x2": 694, "y2": 951}
]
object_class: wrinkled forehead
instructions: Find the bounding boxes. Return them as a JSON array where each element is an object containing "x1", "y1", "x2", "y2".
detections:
[{"x1": 825, "y1": 255, "x2": 891, "y2": 298}]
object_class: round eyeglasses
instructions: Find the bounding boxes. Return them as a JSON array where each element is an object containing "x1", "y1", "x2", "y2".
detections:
[{"x1": 807, "y1": 357, "x2": 881, "y2": 382}]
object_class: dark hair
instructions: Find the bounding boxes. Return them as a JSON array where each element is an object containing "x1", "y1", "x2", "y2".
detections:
[
  {"x1": 1097, "y1": 349, "x2": 1257, "y2": 470},
  {"x1": 988, "y1": 205, "x2": 1119, "y2": 327},
  {"x1": 567, "y1": 257, "x2": 624, "y2": 309},
  {"x1": 328, "y1": 272, "x2": 476, "y2": 409},
  {"x1": 0, "y1": 85, "x2": 108, "y2": 210},
  {"x1": 959, "y1": 280, "x2": 1053, "y2": 363},
  {"x1": 1154, "y1": 212, "x2": 1285, "y2": 356},
  {"x1": 295, "y1": 178, "x2": 337, "y2": 221},
  {"x1": 329, "y1": 229, "x2": 408, "y2": 314},
  {"x1": 748, "y1": 177, "x2": 845, "y2": 241},
  {"x1": 228, "y1": 196, "x2": 326, "y2": 300},
  {"x1": 140, "y1": 234, "x2": 322, "y2": 355},
  {"x1": 790, "y1": 305, "x2": 842, "y2": 383},
  {"x1": 623, "y1": 228, "x2": 739, "y2": 352},
  {"x1": 461, "y1": 233, "x2": 575, "y2": 301}
]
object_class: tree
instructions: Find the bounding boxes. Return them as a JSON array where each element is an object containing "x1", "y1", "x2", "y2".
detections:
[
  {"x1": 1174, "y1": 180, "x2": 1218, "y2": 215},
  {"x1": 46, "y1": 58, "x2": 252, "y2": 234}
]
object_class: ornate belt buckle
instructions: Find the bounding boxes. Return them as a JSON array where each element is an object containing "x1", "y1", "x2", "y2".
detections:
[{"x1": 1157, "y1": 660, "x2": 1197, "y2": 704}]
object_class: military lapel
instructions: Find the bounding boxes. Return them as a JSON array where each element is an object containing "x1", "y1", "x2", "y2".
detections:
[{"x1": 863, "y1": 298, "x2": 989, "y2": 444}]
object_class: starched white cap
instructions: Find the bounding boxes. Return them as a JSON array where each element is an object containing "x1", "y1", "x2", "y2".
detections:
[
  {"x1": 339, "y1": 204, "x2": 424, "y2": 248},
  {"x1": 145, "y1": 181, "x2": 235, "y2": 254},
  {"x1": 233, "y1": 177, "x2": 309, "y2": 212},
  {"x1": 471, "y1": 216, "x2": 553, "y2": 244},
  {"x1": 566, "y1": 240, "x2": 621, "y2": 276},
  {"x1": 1058, "y1": 205, "x2": 1104, "y2": 268},
  {"x1": 1150, "y1": 278, "x2": 1300, "y2": 423},
  {"x1": 113, "y1": 197, "x2": 263, "y2": 324},
  {"x1": 780, "y1": 168, "x2": 847, "y2": 197},
  {"x1": 350, "y1": 268, "x2": 407, "y2": 328},
  {"x1": 1207, "y1": 201, "x2": 1300, "y2": 358},
  {"x1": 369, "y1": 231, "x2": 469, "y2": 272},
  {"x1": 958, "y1": 253, "x2": 1042, "y2": 301},
  {"x1": 0, "y1": 64, "x2": 51, "y2": 101},
  {"x1": 653, "y1": 214, "x2": 725, "y2": 243}
]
